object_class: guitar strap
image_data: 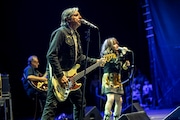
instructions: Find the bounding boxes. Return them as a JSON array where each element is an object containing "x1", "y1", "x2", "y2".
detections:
[
  {"x1": 72, "y1": 30, "x2": 78, "y2": 63},
  {"x1": 48, "y1": 63, "x2": 53, "y2": 82}
]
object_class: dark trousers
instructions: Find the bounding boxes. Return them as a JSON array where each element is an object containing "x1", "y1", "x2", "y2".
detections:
[{"x1": 41, "y1": 83, "x2": 86, "y2": 120}]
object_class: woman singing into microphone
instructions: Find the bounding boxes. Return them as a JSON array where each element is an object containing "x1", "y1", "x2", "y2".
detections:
[{"x1": 100, "y1": 37, "x2": 130, "y2": 120}]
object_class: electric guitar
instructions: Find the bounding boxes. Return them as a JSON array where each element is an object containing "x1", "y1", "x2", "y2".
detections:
[
  {"x1": 52, "y1": 60, "x2": 105, "y2": 102},
  {"x1": 28, "y1": 72, "x2": 48, "y2": 92},
  {"x1": 29, "y1": 80, "x2": 48, "y2": 92}
]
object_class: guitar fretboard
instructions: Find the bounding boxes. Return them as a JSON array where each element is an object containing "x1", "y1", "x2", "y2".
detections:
[{"x1": 73, "y1": 61, "x2": 100, "y2": 81}]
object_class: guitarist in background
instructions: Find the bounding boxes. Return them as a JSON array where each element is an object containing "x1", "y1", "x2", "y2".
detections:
[
  {"x1": 41, "y1": 7, "x2": 102, "y2": 120},
  {"x1": 21, "y1": 55, "x2": 47, "y2": 119}
]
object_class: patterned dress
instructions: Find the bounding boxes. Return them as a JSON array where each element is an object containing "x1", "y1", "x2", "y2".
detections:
[{"x1": 102, "y1": 53, "x2": 127, "y2": 95}]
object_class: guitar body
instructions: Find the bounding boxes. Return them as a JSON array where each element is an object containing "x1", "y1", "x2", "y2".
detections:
[
  {"x1": 52, "y1": 64, "x2": 82, "y2": 102},
  {"x1": 29, "y1": 81, "x2": 48, "y2": 92},
  {"x1": 27, "y1": 71, "x2": 48, "y2": 92}
]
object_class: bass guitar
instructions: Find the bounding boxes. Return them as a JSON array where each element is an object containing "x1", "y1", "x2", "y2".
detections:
[{"x1": 52, "y1": 60, "x2": 104, "y2": 102}]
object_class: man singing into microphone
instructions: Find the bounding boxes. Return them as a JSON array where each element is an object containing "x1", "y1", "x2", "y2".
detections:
[
  {"x1": 100, "y1": 37, "x2": 130, "y2": 120},
  {"x1": 41, "y1": 7, "x2": 102, "y2": 120}
]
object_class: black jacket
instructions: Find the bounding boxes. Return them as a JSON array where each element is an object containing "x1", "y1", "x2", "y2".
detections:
[{"x1": 46, "y1": 25, "x2": 97, "y2": 79}]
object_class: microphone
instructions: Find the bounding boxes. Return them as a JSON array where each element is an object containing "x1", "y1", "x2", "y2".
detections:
[
  {"x1": 81, "y1": 19, "x2": 98, "y2": 29},
  {"x1": 118, "y1": 47, "x2": 131, "y2": 52}
]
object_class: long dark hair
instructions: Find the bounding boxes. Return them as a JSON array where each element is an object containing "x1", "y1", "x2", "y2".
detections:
[{"x1": 100, "y1": 37, "x2": 119, "y2": 57}]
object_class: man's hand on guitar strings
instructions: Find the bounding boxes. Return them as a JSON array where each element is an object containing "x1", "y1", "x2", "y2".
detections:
[{"x1": 59, "y1": 75, "x2": 69, "y2": 88}]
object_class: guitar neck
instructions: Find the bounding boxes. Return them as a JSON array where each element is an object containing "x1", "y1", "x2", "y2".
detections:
[{"x1": 74, "y1": 62, "x2": 100, "y2": 81}]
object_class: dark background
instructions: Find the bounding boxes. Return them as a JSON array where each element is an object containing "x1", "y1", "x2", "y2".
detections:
[{"x1": 1, "y1": 0, "x2": 150, "y2": 118}]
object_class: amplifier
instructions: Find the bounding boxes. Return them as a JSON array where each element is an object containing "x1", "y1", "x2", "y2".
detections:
[{"x1": 0, "y1": 74, "x2": 10, "y2": 96}]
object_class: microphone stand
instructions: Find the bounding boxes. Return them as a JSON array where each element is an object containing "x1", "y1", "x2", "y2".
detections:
[
  {"x1": 80, "y1": 27, "x2": 91, "y2": 120},
  {"x1": 128, "y1": 51, "x2": 135, "y2": 112}
]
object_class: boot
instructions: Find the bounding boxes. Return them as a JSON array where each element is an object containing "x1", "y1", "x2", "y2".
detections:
[
  {"x1": 113, "y1": 116, "x2": 120, "y2": 120},
  {"x1": 103, "y1": 114, "x2": 111, "y2": 120}
]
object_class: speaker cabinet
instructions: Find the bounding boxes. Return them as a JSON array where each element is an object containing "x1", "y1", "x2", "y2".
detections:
[
  {"x1": 0, "y1": 74, "x2": 10, "y2": 94},
  {"x1": 84, "y1": 106, "x2": 103, "y2": 120},
  {"x1": 120, "y1": 102, "x2": 150, "y2": 120},
  {"x1": 122, "y1": 102, "x2": 144, "y2": 114},
  {"x1": 119, "y1": 111, "x2": 150, "y2": 120},
  {"x1": 163, "y1": 106, "x2": 180, "y2": 120}
]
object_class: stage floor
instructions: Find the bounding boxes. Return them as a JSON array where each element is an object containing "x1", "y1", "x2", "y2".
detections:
[
  {"x1": 9, "y1": 107, "x2": 177, "y2": 120},
  {"x1": 100, "y1": 108, "x2": 175, "y2": 120},
  {"x1": 145, "y1": 108, "x2": 175, "y2": 120}
]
